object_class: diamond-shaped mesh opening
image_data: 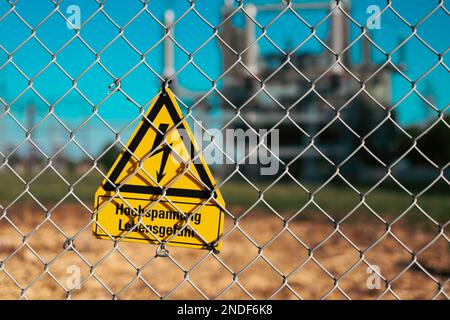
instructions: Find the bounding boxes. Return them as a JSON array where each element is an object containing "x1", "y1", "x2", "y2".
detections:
[
  {"x1": 218, "y1": 224, "x2": 260, "y2": 272},
  {"x1": 416, "y1": 235, "x2": 450, "y2": 281},
  {"x1": 121, "y1": 64, "x2": 161, "y2": 106},
  {"x1": 12, "y1": 37, "x2": 52, "y2": 77},
  {"x1": 2, "y1": 243, "x2": 45, "y2": 290},
  {"x1": 378, "y1": 290, "x2": 400, "y2": 300},
  {"x1": 57, "y1": 38, "x2": 96, "y2": 79},
  {"x1": 46, "y1": 251, "x2": 91, "y2": 290},
  {"x1": 139, "y1": 257, "x2": 185, "y2": 298},
  {"x1": 415, "y1": 66, "x2": 448, "y2": 111},
  {"x1": 237, "y1": 256, "x2": 283, "y2": 299},
  {"x1": 263, "y1": 229, "x2": 309, "y2": 275},
  {"x1": 220, "y1": 172, "x2": 260, "y2": 212},
  {"x1": 391, "y1": 206, "x2": 440, "y2": 246},
  {"x1": 415, "y1": 120, "x2": 450, "y2": 167},
  {"x1": 0, "y1": 166, "x2": 25, "y2": 206},
  {"x1": 69, "y1": 224, "x2": 115, "y2": 268},
  {"x1": 69, "y1": 273, "x2": 114, "y2": 299},
  {"x1": 338, "y1": 263, "x2": 385, "y2": 300},
  {"x1": 288, "y1": 207, "x2": 335, "y2": 248},
  {"x1": 80, "y1": 11, "x2": 120, "y2": 52},
  {"x1": 175, "y1": 8, "x2": 215, "y2": 53},
  {"x1": 116, "y1": 279, "x2": 159, "y2": 300},
  {"x1": 287, "y1": 259, "x2": 336, "y2": 299},
  {"x1": 25, "y1": 272, "x2": 68, "y2": 300},
  {"x1": 0, "y1": 217, "x2": 22, "y2": 261},
  {"x1": 417, "y1": 7, "x2": 450, "y2": 53},
  {"x1": 69, "y1": 121, "x2": 107, "y2": 158},
  {"x1": 0, "y1": 269, "x2": 22, "y2": 299},
  {"x1": 238, "y1": 204, "x2": 285, "y2": 245},
  {"x1": 364, "y1": 233, "x2": 413, "y2": 281},
  {"x1": 314, "y1": 119, "x2": 360, "y2": 165},
  {"x1": 389, "y1": 265, "x2": 441, "y2": 300},
  {"x1": 269, "y1": 286, "x2": 301, "y2": 300},
  {"x1": 43, "y1": 201, "x2": 90, "y2": 236},
  {"x1": 363, "y1": 175, "x2": 413, "y2": 221},
  {"x1": 338, "y1": 205, "x2": 386, "y2": 250},
  {"x1": 33, "y1": 64, "x2": 73, "y2": 102},
  {"x1": 165, "y1": 282, "x2": 206, "y2": 300},
  {"x1": 25, "y1": 219, "x2": 67, "y2": 262},
  {"x1": 5, "y1": 198, "x2": 46, "y2": 234},
  {"x1": 1, "y1": 65, "x2": 29, "y2": 101},
  {"x1": 187, "y1": 254, "x2": 234, "y2": 298},
  {"x1": 31, "y1": 116, "x2": 68, "y2": 157},
  {"x1": 416, "y1": 178, "x2": 450, "y2": 224},
  {"x1": 92, "y1": 249, "x2": 139, "y2": 294},
  {"x1": 0, "y1": 12, "x2": 30, "y2": 52},
  {"x1": 217, "y1": 283, "x2": 253, "y2": 300},
  {"x1": 96, "y1": 94, "x2": 142, "y2": 133},
  {"x1": 33, "y1": 12, "x2": 76, "y2": 53},
  {"x1": 312, "y1": 232, "x2": 361, "y2": 277},
  {"x1": 266, "y1": 9, "x2": 312, "y2": 49},
  {"x1": 175, "y1": 59, "x2": 216, "y2": 92},
  {"x1": 123, "y1": 12, "x2": 165, "y2": 53},
  {"x1": 29, "y1": 167, "x2": 69, "y2": 204},
  {"x1": 259, "y1": 175, "x2": 309, "y2": 220},
  {"x1": 75, "y1": 63, "x2": 115, "y2": 106},
  {"x1": 102, "y1": 1, "x2": 148, "y2": 27},
  {"x1": 100, "y1": 38, "x2": 142, "y2": 77},
  {"x1": 289, "y1": 146, "x2": 336, "y2": 184},
  {"x1": 413, "y1": 237, "x2": 450, "y2": 292},
  {"x1": 313, "y1": 176, "x2": 361, "y2": 220}
]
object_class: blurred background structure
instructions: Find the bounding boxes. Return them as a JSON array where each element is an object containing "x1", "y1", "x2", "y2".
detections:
[
  {"x1": 0, "y1": 0, "x2": 447, "y2": 184},
  {"x1": 0, "y1": 0, "x2": 448, "y2": 299},
  {"x1": 215, "y1": 0, "x2": 396, "y2": 181}
]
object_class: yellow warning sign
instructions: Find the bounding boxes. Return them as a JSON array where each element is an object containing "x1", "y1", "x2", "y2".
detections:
[{"x1": 93, "y1": 88, "x2": 225, "y2": 251}]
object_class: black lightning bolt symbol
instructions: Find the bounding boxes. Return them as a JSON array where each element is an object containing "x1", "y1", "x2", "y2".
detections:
[{"x1": 150, "y1": 123, "x2": 173, "y2": 183}]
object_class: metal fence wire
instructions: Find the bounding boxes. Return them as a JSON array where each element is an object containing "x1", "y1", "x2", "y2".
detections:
[{"x1": 0, "y1": 0, "x2": 449, "y2": 300}]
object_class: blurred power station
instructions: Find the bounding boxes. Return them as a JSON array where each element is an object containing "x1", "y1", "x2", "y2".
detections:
[{"x1": 165, "y1": 0, "x2": 398, "y2": 182}]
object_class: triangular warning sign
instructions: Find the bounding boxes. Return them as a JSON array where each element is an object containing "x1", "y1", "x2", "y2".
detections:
[{"x1": 93, "y1": 88, "x2": 225, "y2": 251}]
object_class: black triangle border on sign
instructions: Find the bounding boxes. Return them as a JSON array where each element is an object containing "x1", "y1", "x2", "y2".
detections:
[{"x1": 102, "y1": 91, "x2": 215, "y2": 200}]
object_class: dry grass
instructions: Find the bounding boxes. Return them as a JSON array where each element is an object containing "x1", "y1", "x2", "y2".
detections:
[{"x1": 0, "y1": 203, "x2": 448, "y2": 300}]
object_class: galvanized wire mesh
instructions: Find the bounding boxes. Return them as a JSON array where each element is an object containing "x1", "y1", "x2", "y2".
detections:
[{"x1": 0, "y1": 0, "x2": 449, "y2": 300}]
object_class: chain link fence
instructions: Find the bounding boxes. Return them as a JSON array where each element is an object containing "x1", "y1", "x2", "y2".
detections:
[{"x1": 0, "y1": 0, "x2": 449, "y2": 299}]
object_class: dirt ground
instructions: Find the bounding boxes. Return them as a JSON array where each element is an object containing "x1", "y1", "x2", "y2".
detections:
[{"x1": 0, "y1": 203, "x2": 448, "y2": 300}]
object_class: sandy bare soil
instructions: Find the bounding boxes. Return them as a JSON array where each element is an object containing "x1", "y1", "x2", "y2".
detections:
[{"x1": 0, "y1": 203, "x2": 448, "y2": 299}]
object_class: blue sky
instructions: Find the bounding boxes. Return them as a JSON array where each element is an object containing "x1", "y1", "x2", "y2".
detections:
[{"x1": 0, "y1": 0, "x2": 448, "y2": 157}]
